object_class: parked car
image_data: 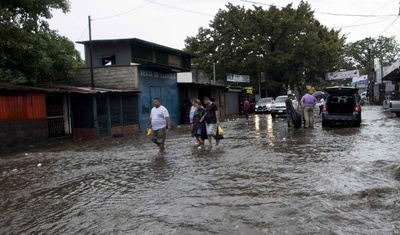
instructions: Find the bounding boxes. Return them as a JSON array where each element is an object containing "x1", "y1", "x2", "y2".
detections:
[
  {"x1": 255, "y1": 97, "x2": 274, "y2": 113},
  {"x1": 360, "y1": 91, "x2": 367, "y2": 100},
  {"x1": 322, "y1": 86, "x2": 361, "y2": 127},
  {"x1": 271, "y1": 95, "x2": 288, "y2": 118},
  {"x1": 382, "y1": 92, "x2": 400, "y2": 117}
]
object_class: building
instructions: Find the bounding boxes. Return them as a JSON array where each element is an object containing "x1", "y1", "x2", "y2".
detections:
[
  {"x1": 75, "y1": 38, "x2": 195, "y2": 131},
  {"x1": 177, "y1": 70, "x2": 243, "y2": 124}
]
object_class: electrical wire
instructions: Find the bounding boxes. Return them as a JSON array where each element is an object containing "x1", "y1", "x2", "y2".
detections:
[
  {"x1": 331, "y1": 17, "x2": 395, "y2": 29},
  {"x1": 77, "y1": 25, "x2": 88, "y2": 41},
  {"x1": 142, "y1": 0, "x2": 214, "y2": 17},
  {"x1": 378, "y1": 15, "x2": 399, "y2": 36},
  {"x1": 345, "y1": 0, "x2": 393, "y2": 27},
  {"x1": 239, "y1": 0, "x2": 397, "y2": 17},
  {"x1": 92, "y1": 2, "x2": 153, "y2": 21}
]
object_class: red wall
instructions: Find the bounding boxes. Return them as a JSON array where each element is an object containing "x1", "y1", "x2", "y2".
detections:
[{"x1": 0, "y1": 91, "x2": 46, "y2": 120}]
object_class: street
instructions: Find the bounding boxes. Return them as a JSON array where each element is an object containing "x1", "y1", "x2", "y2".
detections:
[{"x1": 1, "y1": 106, "x2": 400, "y2": 234}]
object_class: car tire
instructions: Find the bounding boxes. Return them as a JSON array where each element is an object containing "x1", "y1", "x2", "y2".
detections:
[
  {"x1": 322, "y1": 121, "x2": 328, "y2": 127},
  {"x1": 271, "y1": 113, "x2": 276, "y2": 118},
  {"x1": 396, "y1": 112, "x2": 400, "y2": 117},
  {"x1": 354, "y1": 121, "x2": 361, "y2": 127}
]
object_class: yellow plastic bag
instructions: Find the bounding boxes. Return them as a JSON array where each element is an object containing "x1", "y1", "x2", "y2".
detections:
[
  {"x1": 146, "y1": 128, "x2": 152, "y2": 136},
  {"x1": 217, "y1": 126, "x2": 224, "y2": 135}
]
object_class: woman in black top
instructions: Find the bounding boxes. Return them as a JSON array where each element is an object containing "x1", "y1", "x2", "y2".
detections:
[{"x1": 192, "y1": 99, "x2": 207, "y2": 148}]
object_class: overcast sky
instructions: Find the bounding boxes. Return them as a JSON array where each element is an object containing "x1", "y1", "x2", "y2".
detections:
[{"x1": 48, "y1": 0, "x2": 400, "y2": 58}]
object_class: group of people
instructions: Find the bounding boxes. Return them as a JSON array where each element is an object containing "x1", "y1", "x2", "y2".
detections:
[
  {"x1": 285, "y1": 91, "x2": 325, "y2": 128},
  {"x1": 189, "y1": 96, "x2": 220, "y2": 149},
  {"x1": 147, "y1": 96, "x2": 220, "y2": 155},
  {"x1": 147, "y1": 92, "x2": 325, "y2": 155}
]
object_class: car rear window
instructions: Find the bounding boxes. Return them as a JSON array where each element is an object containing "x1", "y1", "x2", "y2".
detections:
[{"x1": 328, "y1": 96, "x2": 354, "y2": 104}]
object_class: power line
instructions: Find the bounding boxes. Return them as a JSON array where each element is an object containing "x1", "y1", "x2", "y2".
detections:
[
  {"x1": 142, "y1": 0, "x2": 214, "y2": 17},
  {"x1": 239, "y1": 0, "x2": 397, "y2": 17},
  {"x1": 378, "y1": 15, "x2": 399, "y2": 36},
  {"x1": 345, "y1": 0, "x2": 393, "y2": 27},
  {"x1": 77, "y1": 25, "x2": 88, "y2": 41},
  {"x1": 92, "y1": 2, "x2": 153, "y2": 21},
  {"x1": 331, "y1": 17, "x2": 395, "y2": 29}
]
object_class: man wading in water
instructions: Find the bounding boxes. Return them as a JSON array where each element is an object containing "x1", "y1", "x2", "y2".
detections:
[
  {"x1": 200, "y1": 97, "x2": 220, "y2": 147},
  {"x1": 147, "y1": 98, "x2": 171, "y2": 155}
]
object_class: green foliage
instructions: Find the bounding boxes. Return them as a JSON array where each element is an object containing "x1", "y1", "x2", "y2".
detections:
[
  {"x1": 184, "y1": 2, "x2": 345, "y2": 93},
  {"x1": 0, "y1": 0, "x2": 83, "y2": 84},
  {"x1": 342, "y1": 36, "x2": 400, "y2": 72}
]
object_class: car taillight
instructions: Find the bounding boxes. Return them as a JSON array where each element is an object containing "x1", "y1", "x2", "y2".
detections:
[
  {"x1": 354, "y1": 105, "x2": 360, "y2": 112},
  {"x1": 322, "y1": 105, "x2": 327, "y2": 112}
]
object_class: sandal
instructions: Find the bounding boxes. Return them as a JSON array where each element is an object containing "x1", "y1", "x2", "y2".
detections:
[{"x1": 197, "y1": 141, "x2": 203, "y2": 149}]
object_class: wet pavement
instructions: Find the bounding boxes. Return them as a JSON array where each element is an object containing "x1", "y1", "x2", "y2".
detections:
[{"x1": 1, "y1": 106, "x2": 400, "y2": 234}]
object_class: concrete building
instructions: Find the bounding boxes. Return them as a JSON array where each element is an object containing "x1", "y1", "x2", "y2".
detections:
[{"x1": 75, "y1": 38, "x2": 195, "y2": 131}]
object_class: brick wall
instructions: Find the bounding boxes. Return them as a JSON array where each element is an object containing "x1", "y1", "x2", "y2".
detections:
[
  {"x1": 0, "y1": 119, "x2": 48, "y2": 151},
  {"x1": 73, "y1": 128, "x2": 98, "y2": 141},
  {"x1": 75, "y1": 66, "x2": 138, "y2": 90},
  {"x1": 111, "y1": 124, "x2": 140, "y2": 136}
]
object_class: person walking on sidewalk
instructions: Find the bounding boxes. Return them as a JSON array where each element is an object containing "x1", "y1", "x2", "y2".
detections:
[
  {"x1": 243, "y1": 98, "x2": 250, "y2": 120},
  {"x1": 200, "y1": 96, "x2": 220, "y2": 146},
  {"x1": 147, "y1": 98, "x2": 171, "y2": 155},
  {"x1": 300, "y1": 91, "x2": 317, "y2": 128}
]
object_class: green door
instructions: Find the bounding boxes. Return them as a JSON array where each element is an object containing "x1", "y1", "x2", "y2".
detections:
[{"x1": 96, "y1": 96, "x2": 111, "y2": 137}]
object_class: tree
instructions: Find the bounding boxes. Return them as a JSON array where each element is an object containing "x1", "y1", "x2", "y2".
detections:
[
  {"x1": 185, "y1": 2, "x2": 345, "y2": 94},
  {"x1": 0, "y1": 0, "x2": 83, "y2": 83},
  {"x1": 342, "y1": 36, "x2": 400, "y2": 73}
]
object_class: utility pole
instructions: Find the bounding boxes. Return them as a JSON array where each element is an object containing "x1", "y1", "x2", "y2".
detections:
[
  {"x1": 258, "y1": 67, "x2": 261, "y2": 99},
  {"x1": 213, "y1": 61, "x2": 216, "y2": 84},
  {"x1": 368, "y1": 38, "x2": 373, "y2": 105},
  {"x1": 88, "y1": 15, "x2": 94, "y2": 89}
]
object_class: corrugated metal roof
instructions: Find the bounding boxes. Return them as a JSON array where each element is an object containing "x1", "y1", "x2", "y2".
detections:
[
  {"x1": 56, "y1": 85, "x2": 141, "y2": 94},
  {"x1": 0, "y1": 83, "x2": 141, "y2": 94}
]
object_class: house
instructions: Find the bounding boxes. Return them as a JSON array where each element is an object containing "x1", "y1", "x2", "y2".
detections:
[
  {"x1": 381, "y1": 58, "x2": 400, "y2": 100},
  {"x1": 0, "y1": 83, "x2": 141, "y2": 150},
  {"x1": 0, "y1": 83, "x2": 72, "y2": 150},
  {"x1": 75, "y1": 38, "x2": 195, "y2": 131},
  {"x1": 177, "y1": 69, "x2": 244, "y2": 124}
]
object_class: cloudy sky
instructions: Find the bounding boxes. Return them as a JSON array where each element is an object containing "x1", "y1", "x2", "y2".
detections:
[{"x1": 48, "y1": 0, "x2": 400, "y2": 57}]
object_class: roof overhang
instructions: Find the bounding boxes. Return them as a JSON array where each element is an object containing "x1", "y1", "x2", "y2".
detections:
[
  {"x1": 0, "y1": 83, "x2": 141, "y2": 94},
  {"x1": 76, "y1": 38, "x2": 196, "y2": 58}
]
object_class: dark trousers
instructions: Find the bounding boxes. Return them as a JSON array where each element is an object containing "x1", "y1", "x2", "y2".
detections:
[{"x1": 244, "y1": 110, "x2": 249, "y2": 120}]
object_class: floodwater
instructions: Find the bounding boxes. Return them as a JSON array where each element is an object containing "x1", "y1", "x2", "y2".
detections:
[{"x1": 1, "y1": 106, "x2": 400, "y2": 234}]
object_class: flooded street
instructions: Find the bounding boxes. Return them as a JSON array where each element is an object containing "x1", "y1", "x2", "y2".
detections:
[{"x1": 1, "y1": 106, "x2": 400, "y2": 234}]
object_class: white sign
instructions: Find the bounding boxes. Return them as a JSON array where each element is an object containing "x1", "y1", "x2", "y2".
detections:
[
  {"x1": 227, "y1": 73, "x2": 250, "y2": 83},
  {"x1": 325, "y1": 70, "x2": 359, "y2": 80},
  {"x1": 352, "y1": 75, "x2": 368, "y2": 84},
  {"x1": 177, "y1": 72, "x2": 193, "y2": 83}
]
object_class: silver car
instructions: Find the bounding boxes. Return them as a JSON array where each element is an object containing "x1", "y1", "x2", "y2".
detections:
[
  {"x1": 271, "y1": 95, "x2": 288, "y2": 118},
  {"x1": 255, "y1": 97, "x2": 274, "y2": 113}
]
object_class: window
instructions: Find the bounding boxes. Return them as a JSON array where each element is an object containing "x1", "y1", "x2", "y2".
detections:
[{"x1": 102, "y1": 55, "x2": 116, "y2": 66}]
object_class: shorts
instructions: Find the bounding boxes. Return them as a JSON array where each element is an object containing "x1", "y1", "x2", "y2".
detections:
[
  {"x1": 286, "y1": 109, "x2": 292, "y2": 121},
  {"x1": 206, "y1": 123, "x2": 217, "y2": 135},
  {"x1": 151, "y1": 128, "x2": 166, "y2": 144}
]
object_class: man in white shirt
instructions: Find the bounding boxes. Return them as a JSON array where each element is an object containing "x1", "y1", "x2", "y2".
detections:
[{"x1": 147, "y1": 98, "x2": 171, "y2": 155}]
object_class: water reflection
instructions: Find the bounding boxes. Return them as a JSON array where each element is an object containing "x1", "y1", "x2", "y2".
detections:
[{"x1": 1, "y1": 107, "x2": 399, "y2": 234}]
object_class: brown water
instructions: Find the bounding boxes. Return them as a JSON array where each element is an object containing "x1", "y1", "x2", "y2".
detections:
[{"x1": 1, "y1": 106, "x2": 400, "y2": 234}]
